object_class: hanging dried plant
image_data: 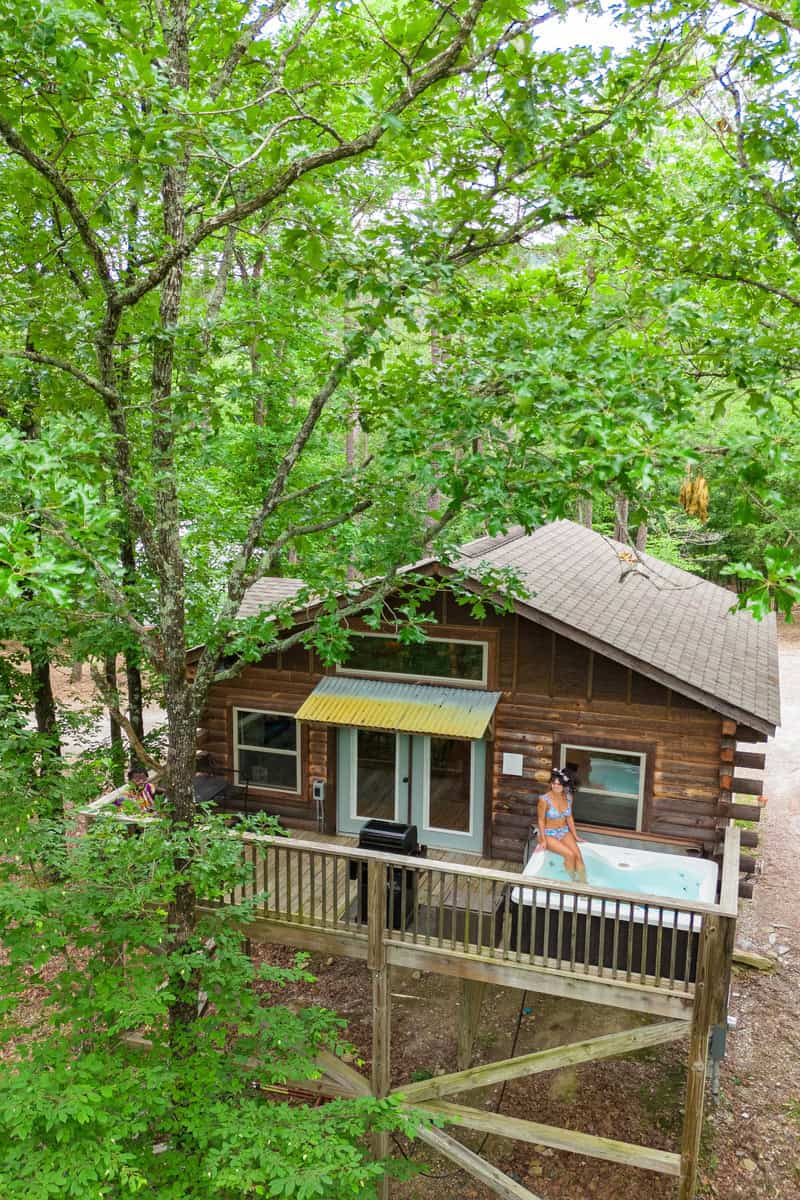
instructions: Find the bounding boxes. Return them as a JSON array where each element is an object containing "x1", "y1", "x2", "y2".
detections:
[{"x1": 679, "y1": 471, "x2": 709, "y2": 522}]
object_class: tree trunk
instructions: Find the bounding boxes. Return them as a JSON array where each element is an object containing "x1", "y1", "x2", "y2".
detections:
[
  {"x1": 614, "y1": 495, "x2": 629, "y2": 542},
  {"x1": 576, "y1": 497, "x2": 593, "y2": 528},
  {"x1": 105, "y1": 653, "x2": 125, "y2": 785},
  {"x1": 153, "y1": 0, "x2": 203, "y2": 1054},
  {"x1": 28, "y1": 644, "x2": 61, "y2": 761},
  {"x1": 125, "y1": 651, "x2": 145, "y2": 743},
  {"x1": 120, "y1": 532, "x2": 145, "y2": 742},
  {"x1": 346, "y1": 408, "x2": 361, "y2": 579},
  {"x1": 635, "y1": 522, "x2": 647, "y2": 551},
  {"x1": 20, "y1": 340, "x2": 62, "y2": 766}
]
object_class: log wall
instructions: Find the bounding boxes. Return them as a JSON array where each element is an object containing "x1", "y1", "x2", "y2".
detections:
[
  {"x1": 196, "y1": 603, "x2": 731, "y2": 855},
  {"x1": 197, "y1": 652, "x2": 322, "y2": 829},
  {"x1": 489, "y1": 694, "x2": 722, "y2": 862}
]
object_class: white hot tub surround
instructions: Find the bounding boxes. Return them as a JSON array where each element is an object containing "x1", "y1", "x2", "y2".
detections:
[{"x1": 511, "y1": 840, "x2": 719, "y2": 931}]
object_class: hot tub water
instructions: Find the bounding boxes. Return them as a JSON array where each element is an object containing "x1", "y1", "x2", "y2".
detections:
[
  {"x1": 536, "y1": 844, "x2": 706, "y2": 903},
  {"x1": 512, "y1": 839, "x2": 718, "y2": 928}
]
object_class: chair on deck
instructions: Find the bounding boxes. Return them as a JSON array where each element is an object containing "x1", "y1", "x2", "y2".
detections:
[{"x1": 194, "y1": 756, "x2": 250, "y2": 817}]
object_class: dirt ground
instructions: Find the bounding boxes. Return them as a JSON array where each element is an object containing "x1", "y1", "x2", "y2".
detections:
[{"x1": 253, "y1": 620, "x2": 800, "y2": 1200}]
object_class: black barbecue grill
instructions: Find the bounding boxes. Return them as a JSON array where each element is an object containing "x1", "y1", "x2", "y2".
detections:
[{"x1": 350, "y1": 819, "x2": 425, "y2": 929}]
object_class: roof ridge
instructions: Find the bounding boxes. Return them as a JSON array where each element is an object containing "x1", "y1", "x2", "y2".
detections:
[{"x1": 459, "y1": 525, "x2": 529, "y2": 558}]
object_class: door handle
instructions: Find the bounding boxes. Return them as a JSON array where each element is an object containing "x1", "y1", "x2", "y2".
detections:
[{"x1": 402, "y1": 777, "x2": 409, "y2": 784}]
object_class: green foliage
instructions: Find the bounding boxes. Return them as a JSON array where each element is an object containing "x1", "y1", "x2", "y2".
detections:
[
  {"x1": 0, "y1": 814, "x2": 419, "y2": 1199},
  {"x1": 2, "y1": 3, "x2": 799, "y2": 1194},
  {"x1": 0, "y1": 0, "x2": 714, "y2": 683}
]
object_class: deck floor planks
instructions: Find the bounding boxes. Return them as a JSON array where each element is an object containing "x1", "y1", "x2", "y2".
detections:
[{"x1": 249, "y1": 831, "x2": 519, "y2": 929}]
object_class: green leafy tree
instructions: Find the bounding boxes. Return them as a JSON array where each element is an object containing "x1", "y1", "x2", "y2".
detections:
[
  {"x1": 0, "y1": 1, "x2": 717, "y2": 1193},
  {"x1": 590, "y1": 1, "x2": 800, "y2": 612},
  {"x1": 0, "y1": 813, "x2": 420, "y2": 1199}
]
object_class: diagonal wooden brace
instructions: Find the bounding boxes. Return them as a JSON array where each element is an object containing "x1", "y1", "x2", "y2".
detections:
[
  {"x1": 392, "y1": 1018, "x2": 688, "y2": 1103},
  {"x1": 414, "y1": 1123, "x2": 545, "y2": 1200},
  {"x1": 412, "y1": 1100, "x2": 680, "y2": 1176}
]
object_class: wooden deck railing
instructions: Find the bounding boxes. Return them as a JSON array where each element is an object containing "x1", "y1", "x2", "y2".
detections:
[
  {"x1": 81, "y1": 787, "x2": 740, "y2": 1014},
  {"x1": 224, "y1": 825, "x2": 740, "y2": 1006}
]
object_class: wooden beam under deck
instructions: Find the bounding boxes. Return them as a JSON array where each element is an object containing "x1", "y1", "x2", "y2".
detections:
[
  {"x1": 414, "y1": 1101, "x2": 681, "y2": 1177},
  {"x1": 393, "y1": 1019, "x2": 689, "y2": 1104},
  {"x1": 228, "y1": 913, "x2": 696, "y2": 1020},
  {"x1": 386, "y1": 945, "x2": 694, "y2": 1019}
]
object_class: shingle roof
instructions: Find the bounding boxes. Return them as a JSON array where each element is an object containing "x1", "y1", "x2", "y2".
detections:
[
  {"x1": 236, "y1": 521, "x2": 780, "y2": 733},
  {"x1": 236, "y1": 577, "x2": 306, "y2": 618},
  {"x1": 456, "y1": 520, "x2": 780, "y2": 733}
]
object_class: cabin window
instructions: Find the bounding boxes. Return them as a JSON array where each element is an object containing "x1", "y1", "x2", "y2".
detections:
[
  {"x1": 560, "y1": 744, "x2": 645, "y2": 830},
  {"x1": 234, "y1": 708, "x2": 299, "y2": 792},
  {"x1": 337, "y1": 632, "x2": 487, "y2": 685}
]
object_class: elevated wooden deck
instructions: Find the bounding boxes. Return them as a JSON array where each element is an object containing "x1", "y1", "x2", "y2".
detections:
[
  {"x1": 216, "y1": 825, "x2": 741, "y2": 1021},
  {"x1": 82, "y1": 791, "x2": 741, "y2": 1199}
]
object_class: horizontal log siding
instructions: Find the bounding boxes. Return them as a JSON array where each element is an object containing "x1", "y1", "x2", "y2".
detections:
[
  {"x1": 196, "y1": 601, "x2": 728, "y2": 850},
  {"x1": 491, "y1": 612, "x2": 725, "y2": 861},
  {"x1": 198, "y1": 663, "x2": 323, "y2": 827},
  {"x1": 491, "y1": 692, "x2": 723, "y2": 862}
]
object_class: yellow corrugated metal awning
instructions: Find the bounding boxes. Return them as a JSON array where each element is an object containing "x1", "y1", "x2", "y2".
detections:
[{"x1": 296, "y1": 676, "x2": 501, "y2": 740}]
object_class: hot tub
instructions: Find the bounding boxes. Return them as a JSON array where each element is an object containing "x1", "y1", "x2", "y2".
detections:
[{"x1": 499, "y1": 841, "x2": 718, "y2": 983}]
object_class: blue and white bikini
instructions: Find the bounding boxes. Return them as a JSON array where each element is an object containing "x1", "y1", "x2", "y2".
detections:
[{"x1": 543, "y1": 792, "x2": 572, "y2": 840}]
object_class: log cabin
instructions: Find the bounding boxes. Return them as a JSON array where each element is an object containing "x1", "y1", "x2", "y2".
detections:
[
  {"x1": 87, "y1": 520, "x2": 782, "y2": 1200},
  {"x1": 192, "y1": 519, "x2": 780, "y2": 865}
]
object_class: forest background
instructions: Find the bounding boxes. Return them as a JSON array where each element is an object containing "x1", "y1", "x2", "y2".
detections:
[{"x1": 0, "y1": 1, "x2": 798, "y2": 1197}]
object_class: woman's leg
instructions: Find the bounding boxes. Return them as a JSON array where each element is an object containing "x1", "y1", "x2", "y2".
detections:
[
  {"x1": 560, "y1": 832, "x2": 585, "y2": 880},
  {"x1": 544, "y1": 836, "x2": 579, "y2": 873}
]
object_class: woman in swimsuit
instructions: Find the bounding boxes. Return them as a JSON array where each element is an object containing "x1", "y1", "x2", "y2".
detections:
[{"x1": 537, "y1": 768, "x2": 585, "y2": 881}]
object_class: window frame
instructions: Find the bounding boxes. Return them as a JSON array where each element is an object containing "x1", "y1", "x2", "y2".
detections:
[
  {"x1": 555, "y1": 738, "x2": 653, "y2": 833},
  {"x1": 233, "y1": 707, "x2": 301, "y2": 795},
  {"x1": 335, "y1": 630, "x2": 489, "y2": 688}
]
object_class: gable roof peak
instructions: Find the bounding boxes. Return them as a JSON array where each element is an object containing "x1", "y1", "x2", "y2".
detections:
[{"x1": 456, "y1": 519, "x2": 779, "y2": 732}]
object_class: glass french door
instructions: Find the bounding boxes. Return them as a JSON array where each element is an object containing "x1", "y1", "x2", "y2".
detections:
[{"x1": 337, "y1": 728, "x2": 485, "y2": 852}]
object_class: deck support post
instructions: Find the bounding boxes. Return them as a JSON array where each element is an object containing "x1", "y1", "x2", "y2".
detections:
[
  {"x1": 678, "y1": 914, "x2": 721, "y2": 1200},
  {"x1": 368, "y1": 861, "x2": 391, "y2": 1200},
  {"x1": 457, "y1": 979, "x2": 486, "y2": 1070}
]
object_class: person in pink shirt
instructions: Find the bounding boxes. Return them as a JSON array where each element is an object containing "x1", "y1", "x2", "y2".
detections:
[{"x1": 114, "y1": 765, "x2": 156, "y2": 814}]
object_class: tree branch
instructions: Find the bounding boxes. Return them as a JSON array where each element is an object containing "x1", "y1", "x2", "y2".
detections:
[
  {"x1": 202, "y1": 226, "x2": 238, "y2": 348},
  {"x1": 111, "y1": 0, "x2": 489, "y2": 312},
  {"x1": 224, "y1": 317, "x2": 382, "y2": 606},
  {"x1": 243, "y1": 498, "x2": 374, "y2": 589},
  {"x1": 0, "y1": 115, "x2": 116, "y2": 295},
  {"x1": 50, "y1": 203, "x2": 91, "y2": 298},
  {"x1": 738, "y1": 0, "x2": 800, "y2": 32},
  {"x1": 273, "y1": 457, "x2": 375, "y2": 509},
  {"x1": 699, "y1": 271, "x2": 800, "y2": 309},
  {"x1": 208, "y1": 0, "x2": 293, "y2": 100},
  {"x1": 42, "y1": 514, "x2": 164, "y2": 666},
  {"x1": 444, "y1": 5, "x2": 568, "y2": 77},
  {"x1": 89, "y1": 312, "x2": 161, "y2": 576},
  {"x1": 212, "y1": 114, "x2": 317, "y2": 203},
  {"x1": 88, "y1": 661, "x2": 162, "y2": 771},
  {"x1": 197, "y1": 499, "x2": 461, "y2": 700},
  {"x1": 2, "y1": 349, "x2": 120, "y2": 403}
]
